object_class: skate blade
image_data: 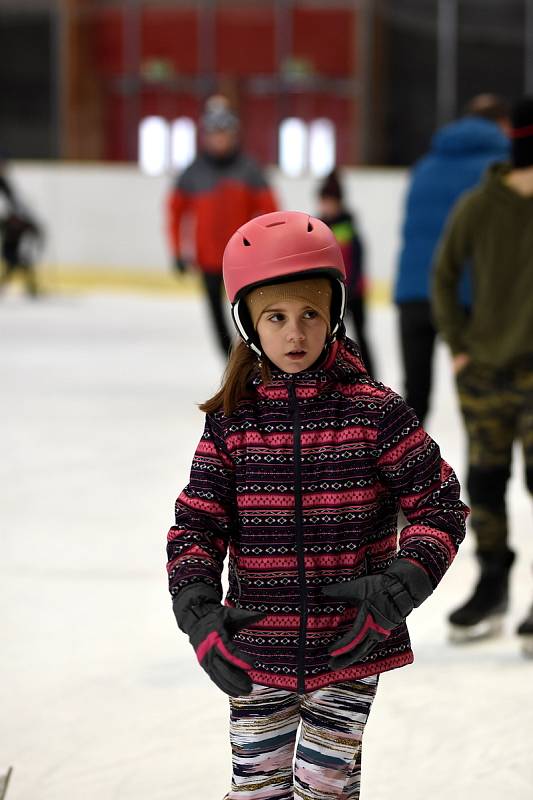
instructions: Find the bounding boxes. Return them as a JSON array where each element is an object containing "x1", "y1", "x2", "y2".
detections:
[
  {"x1": 520, "y1": 635, "x2": 533, "y2": 659},
  {"x1": 449, "y1": 616, "x2": 504, "y2": 643}
]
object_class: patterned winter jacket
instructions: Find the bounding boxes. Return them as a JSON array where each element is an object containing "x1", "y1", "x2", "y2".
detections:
[{"x1": 166, "y1": 338, "x2": 468, "y2": 693}]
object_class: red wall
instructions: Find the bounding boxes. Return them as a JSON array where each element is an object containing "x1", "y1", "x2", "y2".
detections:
[
  {"x1": 216, "y1": 5, "x2": 276, "y2": 74},
  {"x1": 85, "y1": 3, "x2": 360, "y2": 164},
  {"x1": 293, "y1": 7, "x2": 355, "y2": 75}
]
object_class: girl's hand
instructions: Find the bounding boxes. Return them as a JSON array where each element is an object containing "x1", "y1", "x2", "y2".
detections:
[
  {"x1": 172, "y1": 585, "x2": 264, "y2": 697},
  {"x1": 452, "y1": 352, "x2": 471, "y2": 374},
  {"x1": 188, "y1": 605, "x2": 264, "y2": 697},
  {"x1": 322, "y1": 560, "x2": 433, "y2": 669},
  {"x1": 322, "y1": 575, "x2": 402, "y2": 667}
]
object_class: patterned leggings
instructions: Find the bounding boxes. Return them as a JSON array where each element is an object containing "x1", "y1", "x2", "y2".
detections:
[{"x1": 225, "y1": 676, "x2": 379, "y2": 800}]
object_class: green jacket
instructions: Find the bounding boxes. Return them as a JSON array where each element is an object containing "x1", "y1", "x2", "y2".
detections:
[{"x1": 432, "y1": 163, "x2": 533, "y2": 366}]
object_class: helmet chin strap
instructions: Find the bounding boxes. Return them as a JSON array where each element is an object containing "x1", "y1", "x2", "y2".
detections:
[
  {"x1": 231, "y1": 300, "x2": 263, "y2": 356},
  {"x1": 330, "y1": 280, "x2": 346, "y2": 340}
]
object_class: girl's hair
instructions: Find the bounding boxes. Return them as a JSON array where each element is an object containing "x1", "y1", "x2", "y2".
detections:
[{"x1": 200, "y1": 339, "x2": 272, "y2": 416}]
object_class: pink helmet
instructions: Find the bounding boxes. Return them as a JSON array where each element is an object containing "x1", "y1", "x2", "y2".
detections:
[{"x1": 223, "y1": 211, "x2": 346, "y2": 352}]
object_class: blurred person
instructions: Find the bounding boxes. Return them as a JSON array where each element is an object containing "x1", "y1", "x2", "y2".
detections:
[
  {"x1": 432, "y1": 97, "x2": 533, "y2": 656},
  {"x1": 317, "y1": 169, "x2": 375, "y2": 375},
  {"x1": 394, "y1": 93, "x2": 510, "y2": 423},
  {"x1": 0, "y1": 161, "x2": 42, "y2": 297},
  {"x1": 166, "y1": 211, "x2": 468, "y2": 798},
  {"x1": 167, "y1": 96, "x2": 277, "y2": 356}
]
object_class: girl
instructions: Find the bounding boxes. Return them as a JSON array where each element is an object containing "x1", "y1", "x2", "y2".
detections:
[{"x1": 166, "y1": 211, "x2": 468, "y2": 800}]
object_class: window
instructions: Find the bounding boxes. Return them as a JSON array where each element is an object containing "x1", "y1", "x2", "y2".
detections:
[
  {"x1": 170, "y1": 117, "x2": 196, "y2": 171},
  {"x1": 279, "y1": 117, "x2": 308, "y2": 176},
  {"x1": 279, "y1": 117, "x2": 336, "y2": 176},
  {"x1": 138, "y1": 116, "x2": 169, "y2": 175},
  {"x1": 138, "y1": 116, "x2": 198, "y2": 174},
  {"x1": 309, "y1": 118, "x2": 336, "y2": 177}
]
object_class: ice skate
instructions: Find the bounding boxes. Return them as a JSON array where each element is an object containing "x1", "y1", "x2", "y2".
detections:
[
  {"x1": 448, "y1": 551, "x2": 514, "y2": 643},
  {"x1": 516, "y1": 603, "x2": 533, "y2": 658},
  {"x1": 449, "y1": 615, "x2": 505, "y2": 643}
]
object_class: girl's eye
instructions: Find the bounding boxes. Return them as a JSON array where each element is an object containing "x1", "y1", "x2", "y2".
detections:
[
  {"x1": 303, "y1": 310, "x2": 318, "y2": 319},
  {"x1": 267, "y1": 313, "x2": 284, "y2": 322}
]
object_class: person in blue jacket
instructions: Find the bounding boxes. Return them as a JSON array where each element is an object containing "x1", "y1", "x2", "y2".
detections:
[{"x1": 394, "y1": 94, "x2": 510, "y2": 424}]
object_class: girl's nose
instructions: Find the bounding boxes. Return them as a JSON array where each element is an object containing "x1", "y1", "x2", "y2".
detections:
[{"x1": 287, "y1": 321, "x2": 305, "y2": 341}]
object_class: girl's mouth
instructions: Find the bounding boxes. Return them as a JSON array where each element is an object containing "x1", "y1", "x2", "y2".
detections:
[{"x1": 286, "y1": 350, "x2": 306, "y2": 360}]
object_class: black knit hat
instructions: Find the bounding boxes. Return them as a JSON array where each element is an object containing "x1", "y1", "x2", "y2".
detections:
[
  {"x1": 318, "y1": 169, "x2": 343, "y2": 201},
  {"x1": 510, "y1": 97, "x2": 533, "y2": 168}
]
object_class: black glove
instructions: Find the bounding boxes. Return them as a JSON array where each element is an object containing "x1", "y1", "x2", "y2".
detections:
[
  {"x1": 173, "y1": 584, "x2": 264, "y2": 697},
  {"x1": 322, "y1": 560, "x2": 433, "y2": 669},
  {"x1": 173, "y1": 255, "x2": 188, "y2": 275}
]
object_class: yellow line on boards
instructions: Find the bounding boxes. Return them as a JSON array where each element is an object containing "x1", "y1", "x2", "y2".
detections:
[
  {"x1": 37, "y1": 265, "x2": 201, "y2": 296},
  {"x1": 30, "y1": 265, "x2": 392, "y2": 305}
]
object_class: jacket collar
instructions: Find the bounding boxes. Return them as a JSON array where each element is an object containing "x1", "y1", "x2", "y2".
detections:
[{"x1": 254, "y1": 338, "x2": 367, "y2": 400}]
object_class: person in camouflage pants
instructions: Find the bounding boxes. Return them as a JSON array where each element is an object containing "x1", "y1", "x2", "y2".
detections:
[
  {"x1": 456, "y1": 359, "x2": 533, "y2": 553},
  {"x1": 433, "y1": 97, "x2": 533, "y2": 652}
]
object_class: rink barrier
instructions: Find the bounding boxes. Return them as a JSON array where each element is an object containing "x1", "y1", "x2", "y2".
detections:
[
  {"x1": 9, "y1": 163, "x2": 408, "y2": 291},
  {"x1": 34, "y1": 265, "x2": 392, "y2": 305}
]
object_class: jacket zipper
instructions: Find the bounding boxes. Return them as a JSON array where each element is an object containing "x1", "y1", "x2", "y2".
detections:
[{"x1": 288, "y1": 380, "x2": 307, "y2": 694}]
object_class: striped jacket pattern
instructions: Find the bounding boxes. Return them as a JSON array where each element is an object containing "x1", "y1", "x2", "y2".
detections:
[{"x1": 166, "y1": 338, "x2": 468, "y2": 693}]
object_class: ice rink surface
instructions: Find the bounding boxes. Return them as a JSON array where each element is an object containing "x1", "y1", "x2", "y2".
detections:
[{"x1": 1, "y1": 289, "x2": 532, "y2": 800}]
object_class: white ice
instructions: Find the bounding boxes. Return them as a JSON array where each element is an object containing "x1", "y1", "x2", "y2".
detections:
[{"x1": 1, "y1": 289, "x2": 532, "y2": 800}]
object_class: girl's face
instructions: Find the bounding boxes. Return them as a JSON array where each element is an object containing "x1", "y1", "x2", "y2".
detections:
[{"x1": 256, "y1": 298, "x2": 328, "y2": 374}]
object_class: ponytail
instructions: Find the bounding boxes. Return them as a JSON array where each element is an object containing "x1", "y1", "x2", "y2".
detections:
[{"x1": 200, "y1": 340, "x2": 271, "y2": 416}]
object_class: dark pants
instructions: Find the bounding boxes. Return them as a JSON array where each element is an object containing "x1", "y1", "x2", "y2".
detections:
[
  {"x1": 456, "y1": 358, "x2": 533, "y2": 555},
  {"x1": 346, "y1": 293, "x2": 374, "y2": 377},
  {"x1": 0, "y1": 258, "x2": 39, "y2": 297},
  {"x1": 200, "y1": 271, "x2": 233, "y2": 356},
  {"x1": 0, "y1": 213, "x2": 40, "y2": 297},
  {"x1": 398, "y1": 300, "x2": 436, "y2": 424}
]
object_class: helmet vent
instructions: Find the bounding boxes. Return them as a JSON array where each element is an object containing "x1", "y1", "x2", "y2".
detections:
[
  {"x1": 265, "y1": 221, "x2": 285, "y2": 228},
  {"x1": 307, "y1": 220, "x2": 314, "y2": 232},
  {"x1": 242, "y1": 237, "x2": 251, "y2": 246}
]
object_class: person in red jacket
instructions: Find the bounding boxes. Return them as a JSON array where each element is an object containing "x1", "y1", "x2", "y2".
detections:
[
  {"x1": 166, "y1": 211, "x2": 468, "y2": 799},
  {"x1": 167, "y1": 96, "x2": 277, "y2": 355}
]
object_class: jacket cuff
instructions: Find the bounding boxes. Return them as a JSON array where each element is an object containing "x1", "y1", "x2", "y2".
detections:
[
  {"x1": 172, "y1": 583, "x2": 221, "y2": 633},
  {"x1": 386, "y1": 559, "x2": 434, "y2": 609}
]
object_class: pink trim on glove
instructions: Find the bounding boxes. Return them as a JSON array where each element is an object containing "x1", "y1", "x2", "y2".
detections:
[
  {"x1": 331, "y1": 613, "x2": 390, "y2": 657},
  {"x1": 196, "y1": 631, "x2": 251, "y2": 670}
]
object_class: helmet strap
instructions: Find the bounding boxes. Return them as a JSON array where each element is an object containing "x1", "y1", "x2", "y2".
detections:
[
  {"x1": 329, "y1": 280, "x2": 346, "y2": 339},
  {"x1": 231, "y1": 299, "x2": 263, "y2": 357}
]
